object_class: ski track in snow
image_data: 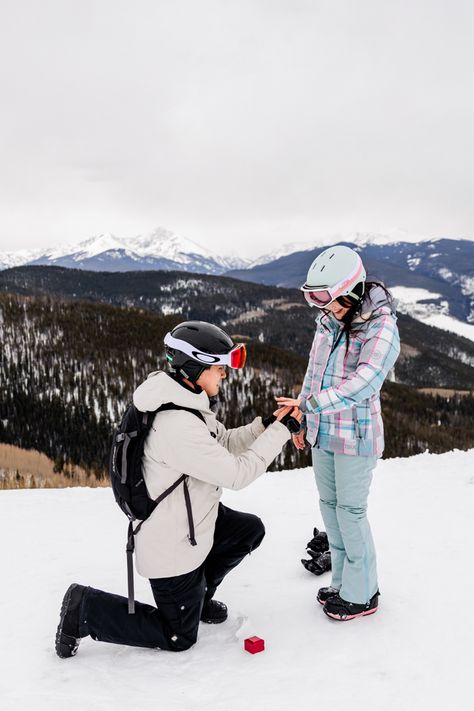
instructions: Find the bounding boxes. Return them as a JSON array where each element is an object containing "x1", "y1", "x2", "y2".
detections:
[{"x1": 1, "y1": 449, "x2": 473, "y2": 711}]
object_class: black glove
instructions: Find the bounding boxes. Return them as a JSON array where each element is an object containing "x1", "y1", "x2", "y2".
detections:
[
  {"x1": 278, "y1": 412, "x2": 302, "y2": 434},
  {"x1": 263, "y1": 412, "x2": 302, "y2": 434},
  {"x1": 301, "y1": 550, "x2": 332, "y2": 576}
]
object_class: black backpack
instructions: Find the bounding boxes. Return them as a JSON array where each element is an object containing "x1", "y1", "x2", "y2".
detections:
[{"x1": 109, "y1": 402, "x2": 206, "y2": 613}]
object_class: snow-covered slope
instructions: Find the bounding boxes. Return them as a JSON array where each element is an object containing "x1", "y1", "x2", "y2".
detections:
[
  {"x1": 391, "y1": 286, "x2": 474, "y2": 342},
  {"x1": 0, "y1": 247, "x2": 44, "y2": 270},
  {"x1": 1, "y1": 449, "x2": 473, "y2": 711}
]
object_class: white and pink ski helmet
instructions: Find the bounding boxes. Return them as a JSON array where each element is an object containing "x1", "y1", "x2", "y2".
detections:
[{"x1": 301, "y1": 245, "x2": 366, "y2": 308}]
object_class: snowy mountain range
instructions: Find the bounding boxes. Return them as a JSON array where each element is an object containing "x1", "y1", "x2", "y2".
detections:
[
  {"x1": 1, "y1": 228, "x2": 473, "y2": 336},
  {"x1": 1, "y1": 226, "x2": 472, "y2": 275},
  {"x1": 0, "y1": 227, "x2": 252, "y2": 275}
]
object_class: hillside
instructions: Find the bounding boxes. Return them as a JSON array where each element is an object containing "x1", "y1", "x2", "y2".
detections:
[
  {"x1": 1, "y1": 291, "x2": 473, "y2": 483},
  {"x1": 1, "y1": 265, "x2": 473, "y2": 387},
  {"x1": 1, "y1": 449, "x2": 473, "y2": 711}
]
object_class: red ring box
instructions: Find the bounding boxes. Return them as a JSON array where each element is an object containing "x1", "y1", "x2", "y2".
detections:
[{"x1": 244, "y1": 636, "x2": 265, "y2": 654}]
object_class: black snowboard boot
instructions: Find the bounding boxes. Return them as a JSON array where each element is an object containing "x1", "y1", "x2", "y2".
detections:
[
  {"x1": 301, "y1": 550, "x2": 332, "y2": 576},
  {"x1": 200, "y1": 599, "x2": 228, "y2": 624},
  {"x1": 316, "y1": 586, "x2": 340, "y2": 605},
  {"x1": 306, "y1": 528, "x2": 329, "y2": 556},
  {"x1": 323, "y1": 590, "x2": 380, "y2": 621},
  {"x1": 55, "y1": 584, "x2": 88, "y2": 658}
]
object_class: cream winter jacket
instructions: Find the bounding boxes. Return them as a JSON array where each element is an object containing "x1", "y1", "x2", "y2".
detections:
[{"x1": 132, "y1": 371, "x2": 290, "y2": 579}]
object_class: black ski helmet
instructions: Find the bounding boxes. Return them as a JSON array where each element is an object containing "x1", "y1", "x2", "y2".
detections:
[{"x1": 164, "y1": 321, "x2": 241, "y2": 383}]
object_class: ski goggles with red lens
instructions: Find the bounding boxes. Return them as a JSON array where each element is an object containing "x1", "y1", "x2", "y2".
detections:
[{"x1": 164, "y1": 333, "x2": 247, "y2": 369}]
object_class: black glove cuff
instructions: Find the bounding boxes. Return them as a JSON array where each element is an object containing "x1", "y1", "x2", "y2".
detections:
[{"x1": 262, "y1": 414, "x2": 277, "y2": 428}]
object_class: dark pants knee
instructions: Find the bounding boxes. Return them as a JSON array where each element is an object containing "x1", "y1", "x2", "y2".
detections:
[
  {"x1": 214, "y1": 505, "x2": 265, "y2": 553},
  {"x1": 203, "y1": 505, "x2": 266, "y2": 599},
  {"x1": 250, "y1": 515, "x2": 265, "y2": 552}
]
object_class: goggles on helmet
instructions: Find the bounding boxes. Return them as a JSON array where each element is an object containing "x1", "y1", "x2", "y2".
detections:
[
  {"x1": 303, "y1": 288, "x2": 362, "y2": 309},
  {"x1": 164, "y1": 333, "x2": 247, "y2": 369},
  {"x1": 303, "y1": 289, "x2": 333, "y2": 307}
]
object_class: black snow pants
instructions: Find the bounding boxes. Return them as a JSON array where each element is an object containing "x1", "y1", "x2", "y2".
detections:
[{"x1": 78, "y1": 504, "x2": 265, "y2": 652}]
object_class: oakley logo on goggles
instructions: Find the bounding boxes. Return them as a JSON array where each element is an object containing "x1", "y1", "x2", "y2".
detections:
[{"x1": 164, "y1": 333, "x2": 247, "y2": 369}]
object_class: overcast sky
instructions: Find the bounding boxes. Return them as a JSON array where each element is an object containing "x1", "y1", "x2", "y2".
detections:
[{"x1": 1, "y1": 0, "x2": 473, "y2": 258}]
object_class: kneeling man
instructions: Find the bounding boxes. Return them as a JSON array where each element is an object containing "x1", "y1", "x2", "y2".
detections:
[{"x1": 56, "y1": 321, "x2": 300, "y2": 656}]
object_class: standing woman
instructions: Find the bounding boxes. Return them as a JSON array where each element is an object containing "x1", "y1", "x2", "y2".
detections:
[{"x1": 276, "y1": 245, "x2": 400, "y2": 621}]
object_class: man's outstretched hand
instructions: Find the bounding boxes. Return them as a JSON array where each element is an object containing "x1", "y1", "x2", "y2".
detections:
[
  {"x1": 274, "y1": 397, "x2": 306, "y2": 448},
  {"x1": 271, "y1": 405, "x2": 303, "y2": 434}
]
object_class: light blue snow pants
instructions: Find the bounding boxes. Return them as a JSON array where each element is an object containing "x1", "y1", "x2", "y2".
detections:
[{"x1": 312, "y1": 448, "x2": 378, "y2": 604}]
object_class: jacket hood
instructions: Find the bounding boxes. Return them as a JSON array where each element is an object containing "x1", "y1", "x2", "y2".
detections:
[
  {"x1": 355, "y1": 284, "x2": 397, "y2": 322},
  {"x1": 133, "y1": 370, "x2": 212, "y2": 414}
]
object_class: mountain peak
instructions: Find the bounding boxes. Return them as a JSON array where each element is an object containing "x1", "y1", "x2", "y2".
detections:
[
  {"x1": 43, "y1": 233, "x2": 123, "y2": 261},
  {"x1": 130, "y1": 226, "x2": 214, "y2": 260}
]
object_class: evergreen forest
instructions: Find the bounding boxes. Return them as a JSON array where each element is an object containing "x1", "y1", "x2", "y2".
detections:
[{"x1": 1, "y1": 266, "x2": 473, "y2": 487}]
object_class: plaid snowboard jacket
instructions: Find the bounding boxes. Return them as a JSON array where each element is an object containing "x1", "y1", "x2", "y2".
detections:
[{"x1": 299, "y1": 286, "x2": 400, "y2": 457}]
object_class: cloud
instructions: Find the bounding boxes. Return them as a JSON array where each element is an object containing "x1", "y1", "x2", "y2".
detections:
[{"x1": 1, "y1": 0, "x2": 473, "y2": 255}]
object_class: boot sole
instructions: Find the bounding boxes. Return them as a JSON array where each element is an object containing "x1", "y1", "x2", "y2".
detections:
[
  {"x1": 324, "y1": 605, "x2": 378, "y2": 621},
  {"x1": 55, "y1": 584, "x2": 81, "y2": 658}
]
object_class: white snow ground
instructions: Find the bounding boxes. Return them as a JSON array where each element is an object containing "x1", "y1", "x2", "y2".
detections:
[{"x1": 1, "y1": 449, "x2": 473, "y2": 711}]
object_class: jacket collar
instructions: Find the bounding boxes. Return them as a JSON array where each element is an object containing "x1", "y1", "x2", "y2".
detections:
[{"x1": 133, "y1": 370, "x2": 212, "y2": 415}]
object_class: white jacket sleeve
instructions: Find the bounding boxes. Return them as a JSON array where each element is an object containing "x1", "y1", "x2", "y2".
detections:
[
  {"x1": 215, "y1": 417, "x2": 266, "y2": 455},
  {"x1": 156, "y1": 411, "x2": 290, "y2": 491}
]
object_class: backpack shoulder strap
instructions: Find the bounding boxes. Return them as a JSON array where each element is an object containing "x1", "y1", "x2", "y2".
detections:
[
  {"x1": 125, "y1": 403, "x2": 208, "y2": 614},
  {"x1": 155, "y1": 402, "x2": 206, "y2": 425}
]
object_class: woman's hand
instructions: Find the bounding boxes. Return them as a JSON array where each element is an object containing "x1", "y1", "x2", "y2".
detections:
[
  {"x1": 292, "y1": 430, "x2": 306, "y2": 450},
  {"x1": 274, "y1": 396, "x2": 302, "y2": 409},
  {"x1": 272, "y1": 405, "x2": 300, "y2": 421}
]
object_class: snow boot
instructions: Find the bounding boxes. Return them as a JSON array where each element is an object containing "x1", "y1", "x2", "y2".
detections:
[
  {"x1": 323, "y1": 590, "x2": 380, "y2": 621},
  {"x1": 55, "y1": 583, "x2": 88, "y2": 658},
  {"x1": 200, "y1": 599, "x2": 228, "y2": 624},
  {"x1": 316, "y1": 586, "x2": 340, "y2": 605},
  {"x1": 301, "y1": 550, "x2": 332, "y2": 575},
  {"x1": 306, "y1": 527, "x2": 329, "y2": 556}
]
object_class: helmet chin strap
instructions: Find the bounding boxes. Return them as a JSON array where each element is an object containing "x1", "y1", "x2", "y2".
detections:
[
  {"x1": 170, "y1": 370, "x2": 203, "y2": 394},
  {"x1": 176, "y1": 362, "x2": 208, "y2": 384}
]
